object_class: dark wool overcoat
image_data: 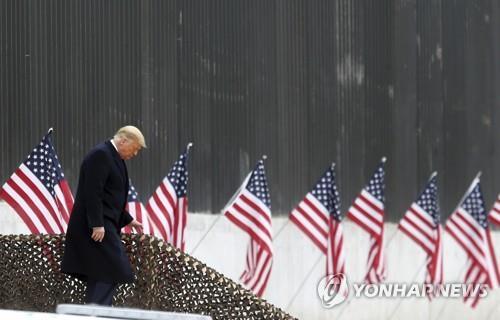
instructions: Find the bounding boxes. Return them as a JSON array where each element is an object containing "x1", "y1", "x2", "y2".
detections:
[{"x1": 61, "y1": 141, "x2": 134, "y2": 283}]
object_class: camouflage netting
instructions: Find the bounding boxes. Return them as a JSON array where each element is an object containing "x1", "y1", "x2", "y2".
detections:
[{"x1": 0, "y1": 234, "x2": 296, "y2": 320}]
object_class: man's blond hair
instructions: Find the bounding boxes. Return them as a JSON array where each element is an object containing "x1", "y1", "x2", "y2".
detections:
[{"x1": 114, "y1": 126, "x2": 147, "y2": 148}]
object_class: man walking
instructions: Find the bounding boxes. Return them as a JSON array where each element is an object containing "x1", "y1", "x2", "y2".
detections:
[{"x1": 62, "y1": 125, "x2": 146, "y2": 305}]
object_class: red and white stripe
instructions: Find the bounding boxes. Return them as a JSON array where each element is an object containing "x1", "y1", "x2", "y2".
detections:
[
  {"x1": 399, "y1": 202, "x2": 439, "y2": 254},
  {"x1": 224, "y1": 173, "x2": 273, "y2": 297},
  {"x1": 488, "y1": 194, "x2": 500, "y2": 226},
  {"x1": 172, "y1": 197, "x2": 188, "y2": 250},
  {"x1": 146, "y1": 178, "x2": 188, "y2": 250},
  {"x1": 365, "y1": 235, "x2": 386, "y2": 283},
  {"x1": 0, "y1": 164, "x2": 71, "y2": 234},
  {"x1": 399, "y1": 202, "x2": 444, "y2": 292},
  {"x1": 347, "y1": 189, "x2": 384, "y2": 238},
  {"x1": 347, "y1": 189, "x2": 386, "y2": 283},
  {"x1": 326, "y1": 219, "x2": 345, "y2": 276},
  {"x1": 446, "y1": 207, "x2": 500, "y2": 307},
  {"x1": 225, "y1": 188, "x2": 273, "y2": 254},
  {"x1": 290, "y1": 193, "x2": 329, "y2": 253},
  {"x1": 240, "y1": 240, "x2": 273, "y2": 297},
  {"x1": 54, "y1": 180, "x2": 74, "y2": 229},
  {"x1": 123, "y1": 201, "x2": 150, "y2": 234},
  {"x1": 427, "y1": 225, "x2": 444, "y2": 287}
]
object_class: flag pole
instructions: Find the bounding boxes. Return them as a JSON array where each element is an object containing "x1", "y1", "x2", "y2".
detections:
[
  {"x1": 287, "y1": 158, "x2": 396, "y2": 313},
  {"x1": 272, "y1": 218, "x2": 290, "y2": 241},
  {"x1": 427, "y1": 171, "x2": 438, "y2": 183},
  {"x1": 223, "y1": 155, "x2": 267, "y2": 212},
  {"x1": 274, "y1": 162, "x2": 337, "y2": 242},
  {"x1": 189, "y1": 214, "x2": 224, "y2": 255},
  {"x1": 335, "y1": 260, "x2": 428, "y2": 320},
  {"x1": 430, "y1": 172, "x2": 483, "y2": 319},
  {"x1": 284, "y1": 252, "x2": 324, "y2": 311},
  {"x1": 451, "y1": 171, "x2": 482, "y2": 214},
  {"x1": 386, "y1": 171, "x2": 479, "y2": 319},
  {"x1": 386, "y1": 171, "x2": 438, "y2": 250},
  {"x1": 385, "y1": 260, "x2": 428, "y2": 320},
  {"x1": 286, "y1": 159, "x2": 386, "y2": 311},
  {"x1": 430, "y1": 260, "x2": 468, "y2": 320},
  {"x1": 337, "y1": 251, "x2": 432, "y2": 320},
  {"x1": 284, "y1": 163, "x2": 342, "y2": 310},
  {"x1": 371, "y1": 171, "x2": 442, "y2": 314},
  {"x1": 339, "y1": 160, "x2": 418, "y2": 317},
  {"x1": 321, "y1": 168, "x2": 454, "y2": 319},
  {"x1": 190, "y1": 155, "x2": 267, "y2": 256}
]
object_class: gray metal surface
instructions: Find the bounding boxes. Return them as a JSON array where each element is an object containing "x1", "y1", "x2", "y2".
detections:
[{"x1": 1, "y1": 0, "x2": 499, "y2": 220}]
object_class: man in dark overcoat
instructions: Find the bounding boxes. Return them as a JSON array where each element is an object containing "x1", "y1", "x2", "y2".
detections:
[{"x1": 62, "y1": 125, "x2": 146, "y2": 305}]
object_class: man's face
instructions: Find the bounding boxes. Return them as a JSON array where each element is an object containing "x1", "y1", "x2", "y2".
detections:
[{"x1": 118, "y1": 139, "x2": 142, "y2": 160}]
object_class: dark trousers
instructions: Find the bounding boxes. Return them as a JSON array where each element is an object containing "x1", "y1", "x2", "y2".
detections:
[{"x1": 85, "y1": 280, "x2": 117, "y2": 306}]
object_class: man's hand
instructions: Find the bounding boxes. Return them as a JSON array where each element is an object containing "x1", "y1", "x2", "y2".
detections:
[
  {"x1": 128, "y1": 219, "x2": 143, "y2": 234},
  {"x1": 91, "y1": 226, "x2": 105, "y2": 242}
]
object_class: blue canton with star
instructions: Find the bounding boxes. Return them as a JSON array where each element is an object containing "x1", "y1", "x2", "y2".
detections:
[
  {"x1": 127, "y1": 182, "x2": 141, "y2": 202},
  {"x1": 245, "y1": 160, "x2": 271, "y2": 208},
  {"x1": 416, "y1": 175, "x2": 440, "y2": 226},
  {"x1": 461, "y1": 182, "x2": 488, "y2": 229},
  {"x1": 24, "y1": 133, "x2": 64, "y2": 197},
  {"x1": 167, "y1": 148, "x2": 190, "y2": 197},
  {"x1": 311, "y1": 166, "x2": 342, "y2": 221},
  {"x1": 365, "y1": 162, "x2": 385, "y2": 203}
]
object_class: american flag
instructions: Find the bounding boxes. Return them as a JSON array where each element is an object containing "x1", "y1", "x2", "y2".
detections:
[
  {"x1": 445, "y1": 177, "x2": 500, "y2": 308},
  {"x1": 488, "y1": 194, "x2": 500, "y2": 226},
  {"x1": 240, "y1": 239, "x2": 273, "y2": 297},
  {"x1": 346, "y1": 158, "x2": 386, "y2": 283},
  {"x1": 0, "y1": 129, "x2": 74, "y2": 234},
  {"x1": 123, "y1": 182, "x2": 150, "y2": 234},
  {"x1": 290, "y1": 164, "x2": 345, "y2": 276},
  {"x1": 398, "y1": 173, "x2": 443, "y2": 295},
  {"x1": 146, "y1": 144, "x2": 191, "y2": 251},
  {"x1": 224, "y1": 158, "x2": 273, "y2": 297}
]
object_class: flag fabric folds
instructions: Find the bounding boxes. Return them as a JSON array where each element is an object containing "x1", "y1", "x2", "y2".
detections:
[
  {"x1": 445, "y1": 176, "x2": 500, "y2": 308},
  {"x1": 240, "y1": 239, "x2": 273, "y2": 296},
  {"x1": 0, "y1": 129, "x2": 74, "y2": 234},
  {"x1": 398, "y1": 173, "x2": 443, "y2": 296},
  {"x1": 123, "y1": 182, "x2": 150, "y2": 234},
  {"x1": 224, "y1": 158, "x2": 273, "y2": 297},
  {"x1": 290, "y1": 164, "x2": 345, "y2": 276},
  {"x1": 488, "y1": 194, "x2": 500, "y2": 227},
  {"x1": 146, "y1": 144, "x2": 191, "y2": 251},
  {"x1": 346, "y1": 158, "x2": 387, "y2": 283}
]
